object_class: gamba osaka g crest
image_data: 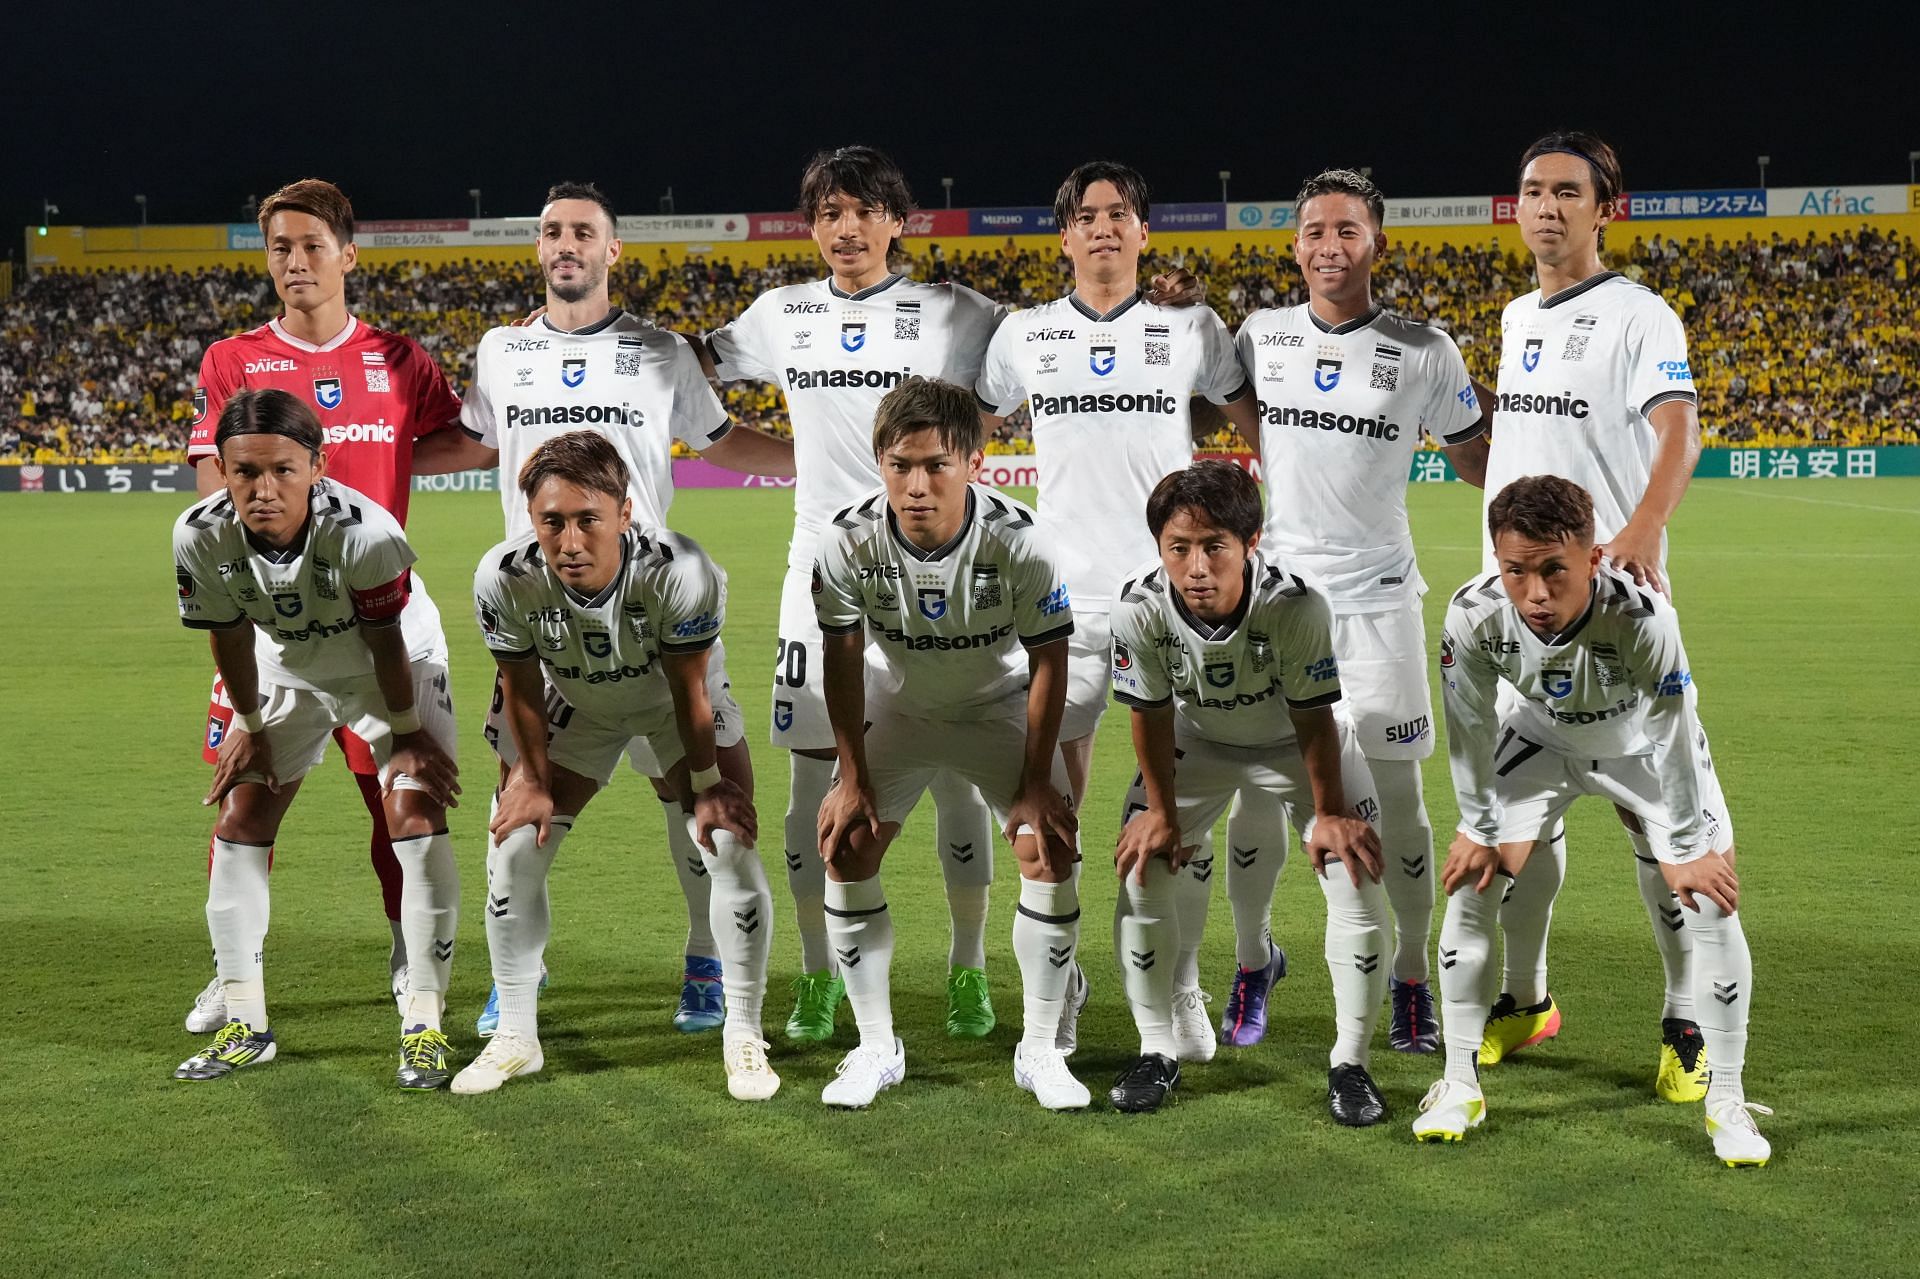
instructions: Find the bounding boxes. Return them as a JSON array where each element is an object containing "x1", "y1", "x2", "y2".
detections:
[
  {"x1": 841, "y1": 321, "x2": 867, "y2": 352},
  {"x1": 561, "y1": 357, "x2": 587, "y2": 388},
  {"x1": 1090, "y1": 344, "x2": 1116, "y2": 376},
  {"x1": 1522, "y1": 337, "x2": 1544, "y2": 372},
  {"x1": 1204, "y1": 659, "x2": 1235, "y2": 688},
  {"x1": 313, "y1": 377, "x2": 343, "y2": 410},
  {"x1": 1313, "y1": 358, "x2": 1341, "y2": 393},
  {"x1": 917, "y1": 587, "x2": 948, "y2": 620}
]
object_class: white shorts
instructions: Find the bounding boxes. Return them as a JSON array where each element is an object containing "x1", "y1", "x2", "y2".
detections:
[
  {"x1": 1120, "y1": 717, "x2": 1379, "y2": 845},
  {"x1": 1488, "y1": 722, "x2": 1734, "y2": 865},
  {"x1": 773, "y1": 566, "x2": 834, "y2": 750},
  {"x1": 1331, "y1": 603, "x2": 1434, "y2": 762},
  {"x1": 247, "y1": 659, "x2": 458, "y2": 793},
  {"x1": 857, "y1": 709, "x2": 1074, "y2": 830},
  {"x1": 483, "y1": 639, "x2": 744, "y2": 785},
  {"x1": 1061, "y1": 610, "x2": 1111, "y2": 743}
]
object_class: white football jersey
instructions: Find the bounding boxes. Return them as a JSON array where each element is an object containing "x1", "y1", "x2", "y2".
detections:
[
  {"x1": 1107, "y1": 552, "x2": 1344, "y2": 748},
  {"x1": 174, "y1": 479, "x2": 445, "y2": 691},
  {"x1": 1484, "y1": 272, "x2": 1696, "y2": 572},
  {"x1": 1439, "y1": 565, "x2": 1708, "y2": 851},
  {"x1": 472, "y1": 527, "x2": 725, "y2": 723},
  {"x1": 812, "y1": 483, "x2": 1072, "y2": 722},
  {"x1": 977, "y1": 292, "x2": 1249, "y2": 610},
  {"x1": 706, "y1": 275, "x2": 1004, "y2": 572},
  {"x1": 1236, "y1": 305, "x2": 1483, "y2": 611},
  {"x1": 462, "y1": 310, "x2": 731, "y2": 541}
]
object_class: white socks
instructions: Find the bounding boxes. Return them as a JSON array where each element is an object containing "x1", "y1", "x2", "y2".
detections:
[
  {"x1": 1013, "y1": 876, "x2": 1080, "y2": 1049},
  {"x1": 207, "y1": 837, "x2": 272, "y2": 1030},
  {"x1": 1317, "y1": 858, "x2": 1391, "y2": 1068},
  {"x1": 1370, "y1": 758, "x2": 1436, "y2": 983},
  {"x1": 1225, "y1": 789, "x2": 1288, "y2": 970},
  {"x1": 1684, "y1": 895, "x2": 1753, "y2": 1104},
  {"x1": 1627, "y1": 830, "x2": 1694, "y2": 1019},
  {"x1": 1172, "y1": 829, "x2": 1214, "y2": 991},
  {"x1": 697, "y1": 823, "x2": 773, "y2": 1041},
  {"x1": 824, "y1": 876, "x2": 894, "y2": 1048},
  {"x1": 1497, "y1": 822, "x2": 1565, "y2": 1006},
  {"x1": 485, "y1": 818, "x2": 570, "y2": 1038},
  {"x1": 391, "y1": 830, "x2": 460, "y2": 1031},
  {"x1": 661, "y1": 798, "x2": 717, "y2": 961},
  {"x1": 929, "y1": 771, "x2": 992, "y2": 971},
  {"x1": 785, "y1": 754, "x2": 836, "y2": 975},
  {"x1": 1114, "y1": 860, "x2": 1178, "y2": 1057},
  {"x1": 1437, "y1": 871, "x2": 1507, "y2": 1083}
]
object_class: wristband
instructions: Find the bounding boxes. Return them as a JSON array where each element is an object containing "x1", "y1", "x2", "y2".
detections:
[
  {"x1": 238, "y1": 708, "x2": 266, "y2": 734},
  {"x1": 389, "y1": 706, "x2": 422, "y2": 735},
  {"x1": 689, "y1": 763, "x2": 722, "y2": 792}
]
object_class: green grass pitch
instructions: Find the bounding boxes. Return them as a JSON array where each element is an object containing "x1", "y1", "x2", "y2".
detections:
[{"x1": 2, "y1": 478, "x2": 1917, "y2": 1277}]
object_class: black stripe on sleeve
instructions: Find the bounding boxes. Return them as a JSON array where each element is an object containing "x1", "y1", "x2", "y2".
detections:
[
  {"x1": 1285, "y1": 689, "x2": 1342, "y2": 710},
  {"x1": 182, "y1": 615, "x2": 247, "y2": 631},
  {"x1": 1443, "y1": 417, "x2": 1489, "y2": 445},
  {"x1": 1640, "y1": 389, "x2": 1697, "y2": 416},
  {"x1": 1217, "y1": 377, "x2": 1254, "y2": 405},
  {"x1": 1019, "y1": 623, "x2": 1074, "y2": 649},
  {"x1": 818, "y1": 620, "x2": 863, "y2": 637},
  {"x1": 659, "y1": 634, "x2": 720, "y2": 654},
  {"x1": 1114, "y1": 689, "x2": 1173, "y2": 711}
]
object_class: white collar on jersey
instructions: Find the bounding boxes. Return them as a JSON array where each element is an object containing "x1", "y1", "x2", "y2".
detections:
[
  {"x1": 1067, "y1": 288, "x2": 1145, "y2": 324},
  {"x1": 827, "y1": 273, "x2": 907, "y2": 302},
  {"x1": 1538, "y1": 270, "x2": 1623, "y2": 310},
  {"x1": 268, "y1": 315, "x2": 358, "y2": 353},
  {"x1": 539, "y1": 307, "x2": 627, "y2": 336},
  {"x1": 1306, "y1": 304, "x2": 1383, "y2": 336},
  {"x1": 886, "y1": 489, "x2": 977, "y2": 562}
]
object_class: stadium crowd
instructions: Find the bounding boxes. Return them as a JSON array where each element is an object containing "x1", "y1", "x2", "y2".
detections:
[{"x1": 3, "y1": 227, "x2": 1913, "y2": 463}]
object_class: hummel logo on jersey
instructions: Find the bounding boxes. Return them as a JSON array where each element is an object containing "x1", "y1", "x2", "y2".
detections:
[
  {"x1": 1521, "y1": 338, "x2": 1543, "y2": 372},
  {"x1": 917, "y1": 587, "x2": 947, "y2": 620},
  {"x1": 1090, "y1": 344, "x2": 1116, "y2": 376},
  {"x1": 1313, "y1": 358, "x2": 1341, "y2": 392},
  {"x1": 841, "y1": 321, "x2": 866, "y2": 352},
  {"x1": 561, "y1": 357, "x2": 586, "y2": 388},
  {"x1": 313, "y1": 377, "x2": 343, "y2": 409}
]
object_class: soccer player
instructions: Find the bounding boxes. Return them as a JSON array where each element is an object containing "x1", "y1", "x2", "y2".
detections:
[
  {"x1": 1109, "y1": 462, "x2": 1389, "y2": 1120},
  {"x1": 1234, "y1": 169, "x2": 1492, "y2": 1055},
  {"x1": 171, "y1": 389, "x2": 462, "y2": 1088},
  {"x1": 701, "y1": 146, "x2": 1010, "y2": 1044},
  {"x1": 811, "y1": 378, "x2": 1083, "y2": 1110},
  {"x1": 455, "y1": 432, "x2": 778, "y2": 1099},
  {"x1": 448, "y1": 181, "x2": 795, "y2": 1037},
  {"x1": 976, "y1": 160, "x2": 1261, "y2": 1064},
  {"x1": 1417, "y1": 475, "x2": 1767, "y2": 1168},
  {"x1": 1477, "y1": 132, "x2": 1708, "y2": 1097},
  {"x1": 181, "y1": 178, "x2": 471, "y2": 1031}
]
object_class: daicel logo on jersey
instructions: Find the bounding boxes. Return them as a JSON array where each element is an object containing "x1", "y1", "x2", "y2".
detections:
[{"x1": 313, "y1": 378, "x2": 343, "y2": 410}]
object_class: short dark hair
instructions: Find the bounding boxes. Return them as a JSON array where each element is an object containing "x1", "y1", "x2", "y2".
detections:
[
  {"x1": 1146, "y1": 461, "x2": 1263, "y2": 543},
  {"x1": 543, "y1": 181, "x2": 618, "y2": 232},
  {"x1": 1295, "y1": 168, "x2": 1386, "y2": 228},
  {"x1": 1487, "y1": 475, "x2": 1596, "y2": 545},
  {"x1": 518, "y1": 430, "x2": 631, "y2": 502},
  {"x1": 1520, "y1": 130, "x2": 1623, "y2": 251},
  {"x1": 215, "y1": 388, "x2": 323, "y2": 459},
  {"x1": 872, "y1": 377, "x2": 983, "y2": 458},
  {"x1": 799, "y1": 146, "x2": 914, "y2": 255},
  {"x1": 1053, "y1": 160, "x2": 1151, "y2": 228},
  {"x1": 257, "y1": 178, "x2": 354, "y2": 244}
]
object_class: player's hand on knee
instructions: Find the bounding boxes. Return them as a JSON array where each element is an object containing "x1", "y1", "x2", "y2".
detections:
[
  {"x1": 817, "y1": 777, "x2": 880, "y2": 860},
  {"x1": 205, "y1": 728, "x2": 275, "y2": 806},
  {"x1": 692, "y1": 777, "x2": 757, "y2": 851},
  {"x1": 1441, "y1": 832, "x2": 1500, "y2": 895},
  {"x1": 491, "y1": 768, "x2": 554, "y2": 846},
  {"x1": 1308, "y1": 813, "x2": 1382, "y2": 888},
  {"x1": 1665, "y1": 852, "x2": 1739, "y2": 915},
  {"x1": 1005, "y1": 779, "x2": 1078, "y2": 863},
  {"x1": 387, "y1": 730, "x2": 461, "y2": 808},
  {"x1": 1146, "y1": 267, "x2": 1203, "y2": 308},
  {"x1": 1114, "y1": 807, "x2": 1179, "y2": 884}
]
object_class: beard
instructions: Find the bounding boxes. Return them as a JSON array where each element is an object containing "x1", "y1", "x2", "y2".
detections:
[{"x1": 546, "y1": 261, "x2": 602, "y2": 304}]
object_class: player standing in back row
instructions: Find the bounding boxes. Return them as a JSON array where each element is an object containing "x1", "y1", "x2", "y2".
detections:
[
  {"x1": 1235, "y1": 169, "x2": 1491, "y2": 1055},
  {"x1": 1476, "y1": 132, "x2": 1708, "y2": 1102},
  {"x1": 977, "y1": 160, "x2": 1263, "y2": 1066},
  {"x1": 180, "y1": 179, "x2": 474, "y2": 1032}
]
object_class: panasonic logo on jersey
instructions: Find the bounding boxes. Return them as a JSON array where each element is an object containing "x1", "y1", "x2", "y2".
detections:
[
  {"x1": 506, "y1": 403, "x2": 640, "y2": 428},
  {"x1": 1497, "y1": 391, "x2": 1590, "y2": 418},
  {"x1": 1258, "y1": 402, "x2": 1401, "y2": 441},
  {"x1": 786, "y1": 368, "x2": 909, "y2": 390},
  {"x1": 868, "y1": 619, "x2": 1014, "y2": 650},
  {"x1": 323, "y1": 421, "x2": 398, "y2": 443},
  {"x1": 1028, "y1": 390, "x2": 1178, "y2": 416}
]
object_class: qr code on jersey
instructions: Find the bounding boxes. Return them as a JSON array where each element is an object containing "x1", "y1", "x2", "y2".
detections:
[
  {"x1": 1562, "y1": 335, "x2": 1589, "y2": 361},
  {"x1": 894, "y1": 315, "x2": 920, "y2": 341},
  {"x1": 1145, "y1": 341, "x2": 1169, "y2": 366},
  {"x1": 363, "y1": 369, "x2": 390, "y2": 393},
  {"x1": 614, "y1": 349, "x2": 643, "y2": 376},
  {"x1": 1370, "y1": 361, "x2": 1398, "y2": 391}
]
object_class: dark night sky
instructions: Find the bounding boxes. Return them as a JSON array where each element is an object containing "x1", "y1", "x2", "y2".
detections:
[{"x1": 7, "y1": 3, "x2": 1917, "y2": 238}]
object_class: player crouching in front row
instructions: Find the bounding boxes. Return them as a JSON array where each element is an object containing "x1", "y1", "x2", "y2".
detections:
[
  {"x1": 458, "y1": 432, "x2": 778, "y2": 1100},
  {"x1": 812, "y1": 377, "x2": 1086, "y2": 1110},
  {"x1": 1109, "y1": 461, "x2": 1392, "y2": 1120},
  {"x1": 1419, "y1": 474, "x2": 1768, "y2": 1166},
  {"x1": 172, "y1": 388, "x2": 463, "y2": 1088}
]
